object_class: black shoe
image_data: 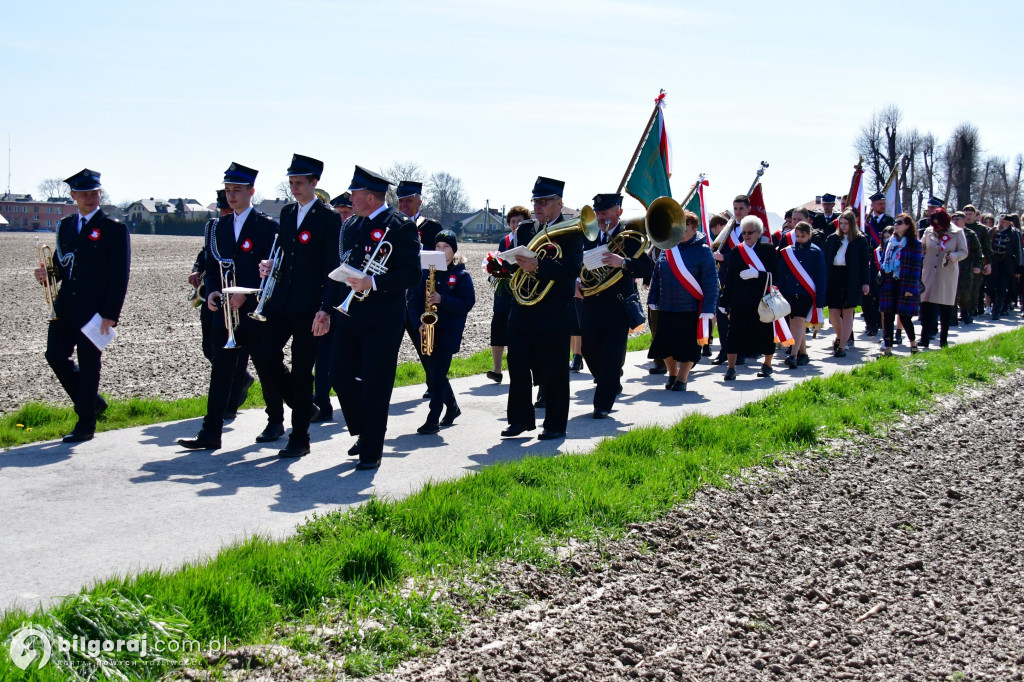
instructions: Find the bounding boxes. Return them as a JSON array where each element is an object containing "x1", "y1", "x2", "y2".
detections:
[
  {"x1": 593, "y1": 410, "x2": 610, "y2": 419},
  {"x1": 440, "y1": 405, "x2": 461, "y2": 426},
  {"x1": 756, "y1": 365, "x2": 774, "y2": 378},
  {"x1": 724, "y1": 368, "x2": 737, "y2": 381},
  {"x1": 62, "y1": 428, "x2": 94, "y2": 444},
  {"x1": 538, "y1": 429, "x2": 565, "y2": 440},
  {"x1": 664, "y1": 375, "x2": 676, "y2": 389},
  {"x1": 648, "y1": 364, "x2": 669, "y2": 374},
  {"x1": 501, "y1": 423, "x2": 535, "y2": 438},
  {"x1": 963, "y1": 315, "x2": 973, "y2": 325},
  {"x1": 416, "y1": 421, "x2": 440, "y2": 435},
  {"x1": 177, "y1": 432, "x2": 220, "y2": 450},
  {"x1": 669, "y1": 380, "x2": 685, "y2": 392},
  {"x1": 570, "y1": 354, "x2": 583, "y2": 372},
  {"x1": 95, "y1": 396, "x2": 108, "y2": 418},
  {"x1": 278, "y1": 438, "x2": 310, "y2": 458},
  {"x1": 347, "y1": 438, "x2": 361, "y2": 457},
  {"x1": 834, "y1": 348, "x2": 847, "y2": 358},
  {"x1": 309, "y1": 403, "x2": 321, "y2": 423},
  {"x1": 486, "y1": 371, "x2": 503, "y2": 383},
  {"x1": 702, "y1": 344, "x2": 713, "y2": 357},
  {"x1": 222, "y1": 410, "x2": 238, "y2": 421},
  {"x1": 355, "y1": 458, "x2": 381, "y2": 471},
  {"x1": 255, "y1": 422, "x2": 285, "y2": 443},
  {"x1": 710, "y1": 355, "x2": 727, "y2": 366},
  {"x1": 534, "y1": 397, "x2": 546, "y2": 409},
  {"x1": 866, "y1": 328, "x2": 878, "y2": 337},
  {"x1": 310, "y1": 401, "x2": 333, "y2": 423},
  {"x1": 423, "y1": 390, "x2": 431, "y2": 399},
  {"x1": 797, "y1": 353, "x2": 810, "y2": 366},
  {"x1": 784, "y1": 356, "x2": 798, "y2": 370},
  {"x1": 894, "y1": 330, "x2": 903, "y2": 345}
]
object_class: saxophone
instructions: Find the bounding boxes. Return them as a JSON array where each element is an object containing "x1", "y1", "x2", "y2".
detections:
[{"x1": 420, "y1": 265, "x2": 438, "y2": 356}]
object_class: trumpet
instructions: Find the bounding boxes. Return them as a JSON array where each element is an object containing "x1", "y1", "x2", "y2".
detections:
[
  {"x1": 187, "y1": 270, "x2": 206, "y2": 307},
  {"x1": 420, "y1": 265, "x2": 438, "y2": 356},
  {"x1": 35, "y1": 237, "x2": 59, "y2": 322},
  {"x1": 218, "y1": 261, "x2": 242, "y2": 350},
  {"x1": 249, "y1": 235, "x2": 281, "y2": 322},
  {"x1": 336, "y1": 227, "x2": 392, "y2": 316}
]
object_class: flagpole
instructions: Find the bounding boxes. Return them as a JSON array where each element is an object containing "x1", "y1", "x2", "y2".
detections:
[
  {"x1": 677, "y1": 172, "x2": 707, "y2": 210},
  {"x1": 747, "y1": 161, "x2": 769, "y2": 195},
  {"x1": 882, "y1": 154, "x2": 903, "y2": 193},
  {"x1": 617, "y1": 90, "x2": 664, "y2": 194},
  {"x1": 711, "y1": 161, "x2": 769, "y2": 250}
]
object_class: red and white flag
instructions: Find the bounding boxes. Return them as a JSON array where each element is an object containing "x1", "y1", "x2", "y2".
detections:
[{"x1": 748, "y1": 183, "x2": 776, "y2": 237}]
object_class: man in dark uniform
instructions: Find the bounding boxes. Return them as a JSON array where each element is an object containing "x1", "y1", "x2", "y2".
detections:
[
  {"x1": 329, "y1": 166, "x2": 421, "y2": 470},
  {"x1": 396, "y1": 180, "x2": 441, "y2": 395},
  {"x1": 189, "y1": 190, "x2": 253, "y2": 418},
  {"x1": 811, "y1": 193, "x2": 840, "y2": 234},
  {"x1": 963, "y1": 204, "x2": 992, "y2": 317},
  {"x1": 918, "y1": 196, "x2": 944, "y2": 230},
  {"x1": 329, "y1": 192, "x2": 354, "y2": 221},
  {"x1": 580, "y1": 193, "x2": 653, "y2": 419},
  {"x1": 35, "y1": 169, "x2": 130, "y2": 443},
  {"x1": 862, "y1": 191, "x2": 894, "y2": 336},
  {"x1": 502, "y1": 176, "x2": 584, "y2": 440},
  {"x1": 178, "y1": 163, "x2": 278, "y2": 450},
  {"x1": 251, "y1": 154, "x2": 340, "y2": 457}
]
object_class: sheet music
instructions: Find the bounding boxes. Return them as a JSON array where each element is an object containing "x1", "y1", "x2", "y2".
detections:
[
  {"x1": 496, "y1": 245, "x2": 536, "y2": 263},
  {"x1": 419, "y1": 250, "x2": 448, "y2": 271},
  {"x1": 81, "y1": 313, "x2": 117, "y2": 351},
  {"x1": 329, "y1": 263, "x2": 367, "y2": 282},
  {"x1": 583, "y1": 245, "x2": 609, "y2": 270}
]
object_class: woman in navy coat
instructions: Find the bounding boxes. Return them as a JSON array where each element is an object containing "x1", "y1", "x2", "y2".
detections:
[
  {"x1": 777, "y1": 221, "x2": 827, "y2": 369},
  {"x1": 823, "y1": 210, "x2": 871, "y2": 357},
  {"x1": 409, "y1": 230, "x2": 476, "y2": 434}
]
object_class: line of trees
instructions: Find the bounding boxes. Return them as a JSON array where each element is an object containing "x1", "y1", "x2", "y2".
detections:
[
  {"x1": 379, "y1": 162, "x2": 472, "y2": 230},
  {"x1": 855, "y1": 105, "x2": 1022, "y2": 217}
]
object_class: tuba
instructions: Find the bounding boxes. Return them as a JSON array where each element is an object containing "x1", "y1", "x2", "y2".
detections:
[
  {"x1": 580, "y1": 197, "x2": 686, "y2": 297},
  {"x1": 510, "y1": 206, "x2": 600, "y2": 306},
  {"x1": 420, "y1": 265, "x2": 438, "y2": 355},
  {"x1": 35, "y1": 237, "x2": 60, "y2": 322}
]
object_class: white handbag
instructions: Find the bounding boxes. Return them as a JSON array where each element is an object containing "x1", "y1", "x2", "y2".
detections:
[{"x1": 758, "y1": 273, "x2": 791, "y2": 323}]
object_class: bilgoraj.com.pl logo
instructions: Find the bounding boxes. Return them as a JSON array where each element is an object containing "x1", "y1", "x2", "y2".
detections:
[{"x1": 8, "y1": 627, "x2": 53, "y2": 671}]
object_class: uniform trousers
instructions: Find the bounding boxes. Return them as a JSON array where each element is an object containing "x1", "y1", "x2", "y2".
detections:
[
  {"x1": 331, "y1": 319, "x2": 405, "y2": 463},
  {"x1": 253, "y1": 312, "x2": 318, "y2": 441},
  {"x1": 202, "y1": 322, "x2": 256, "y2": 437},
  {"x1": 45, "y1": 319, "x2": 104, "y2": 433},
  {"x1": 200, "y1": 304, "x2": 252, "y2": 410},
  {"x1": 581, "y1": 322, "x2": 628, "y2": 412},
  {"x1": 313, "y1": 319, "x2": 335, "y2": 411},
  {"x1": 989, "y1": 259, "x2": 1015, "y2": 315},
  {"x1": 507, "y1": 327, "x2": 570, "y2": 432}
]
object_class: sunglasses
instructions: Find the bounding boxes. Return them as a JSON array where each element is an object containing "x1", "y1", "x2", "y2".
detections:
[
  {"x1": 894, "y1": 220, "x2": 906, "y2": 226},
  {"x1": 741, "y1": 231, "x2": 758, "y2": 236}
]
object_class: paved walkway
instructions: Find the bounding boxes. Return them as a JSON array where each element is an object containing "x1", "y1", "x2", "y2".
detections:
[{"x1": 0, "y1": 317, "x2": 1017, "y2": 611}]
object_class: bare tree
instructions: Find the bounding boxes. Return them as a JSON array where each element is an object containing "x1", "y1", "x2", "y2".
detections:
[
  {"x1": 380, "y1": 161, "x2": 424, "y2": 206},
  {"x1": 992, "y1": 155, "x2": 1024, "y2": 214},
  {"x1": 942, "y1": 123, "x2": 981, "y2": 209},
  {"x1": 422, "y1": 171, "x2": 471, "y2": 228},
  {"x1": 855, "y1": 114, "x2": 886, "y2": 192},
  {"x1": 919, "y1": 133, "x2": 938, "y2": 214},
  {"x1": 854, "y1": 105, "x2": 903, "y2": 192},
  {"x1": 897, "y1": 128, "x2": 921, "y2": 215},
  {"x1": 37, "y1": 177, "x2": 70, "y2": 199},
  {"x1": 275, "y1": 181, "x2": 294, "y2": 201}
]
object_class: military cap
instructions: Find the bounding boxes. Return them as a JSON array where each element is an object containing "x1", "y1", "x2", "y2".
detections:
[{"x1": 64, "y1": 168, "x2": 102, "y2": 192}]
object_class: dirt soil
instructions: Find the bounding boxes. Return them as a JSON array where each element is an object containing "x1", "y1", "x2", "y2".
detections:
[
  {"x1": 197, "y1": 372, "x2": 1024, "y2": 681},
  {"x1": 0, "y1": 233, "x2": 502, "y2": 414}
]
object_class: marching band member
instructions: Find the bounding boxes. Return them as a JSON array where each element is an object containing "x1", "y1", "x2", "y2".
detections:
[
  {"x1": 329, "y1": 192, "x2": 354, "y2": 221},
  {"x1": 178, "y1": 163, "x2": 278, "y2": 450},
  {"x1": 314, "y1": 192, "x2": 355, "y2": 420},
  {"x1": 329, "y1": 166, "x2": 421, "y2": 470},
  {"x1": 824, "y1": 210, "x2": 870, "y2": 357},
  {"x1": 410, "y1": 230, "x2": 476, "y2": 434},
  {"x1": 252, "y1": 154, "x2": 340, "y2": 457},
  {"x1": 720, "y1": 216, "x2": 779, "y2": 381},
  {"x1": 502, "y1": 176, "x2": 583, "y2": 440},
  {"x1": 486, "y1": 205, "x2": 531, "y2": 383},
  {"x1": 646, "y1": 210, "x2": 716, "y2": 392},
  {"x1": 879, "y1": 214, "x2": 923, "y2": 355},
  {"x1": 580, "y1": 193, "x2": 652, "y2": 415},
  {"x1": 862, "y1": 191, "x2": 894, "y2": 337},
  {"x1": 35, "y1": 169, "x2": 130, "y2": 443},
  {"x1": 777, "y1": 221, "x2": 826, "y2": 369},
  {"x1": 811, "y1": 193, "x2": 840, "y2": 233}
]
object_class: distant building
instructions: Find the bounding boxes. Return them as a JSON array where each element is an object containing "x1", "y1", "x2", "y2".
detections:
[
  {"x1": 253, "y1": 197, "x2": 290, "y2": 221},
  {"x1": 450, "y1": 207, "x2": 508, "y2": 242},
  {"x1": 0, "y1": 194, "x2": 76, "y2": 231},
  {"x1": 126, "y1": 198, "x2": 212, "y2": 228}
]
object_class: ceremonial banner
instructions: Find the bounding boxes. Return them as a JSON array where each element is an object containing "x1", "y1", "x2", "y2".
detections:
[
  {"x1": 882, "y1": 157, "x2": 903, "y2": 218},
  {"x1": 684, "y1": 178, "x2": 709, "y2": 243},
  {"x1": 623, "y1": 91, "x2": 672, "y2": 208},
  {"x1": 843, "y1": 162, "x2": 867, "y2": 228},
  {"x1": 748, "y1": 183, "x2": 775, "y2": 236}
]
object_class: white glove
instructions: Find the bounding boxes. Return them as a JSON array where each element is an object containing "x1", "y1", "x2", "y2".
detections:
[
  {"x1": 718, "y1": 307, "x2": 727, "y2": 314},
  {"x1": 699, "y1": 312, "x2": 715, "y2": 320},
  {"x1": 739, "y1": 267, "x2": 759, "y2": 280}
]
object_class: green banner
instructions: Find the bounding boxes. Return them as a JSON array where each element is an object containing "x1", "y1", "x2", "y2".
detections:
[
  {"x1": 684, "y1": 191, "x2": 703, "y2": 234},
  {"x1": 624, "y1": 116, "x2": 671, "y2": 208}
]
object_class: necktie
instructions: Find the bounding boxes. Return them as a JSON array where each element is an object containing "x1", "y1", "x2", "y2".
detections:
[{"x1": 80, "y1": 218, "x2": 87, "y2": 234}]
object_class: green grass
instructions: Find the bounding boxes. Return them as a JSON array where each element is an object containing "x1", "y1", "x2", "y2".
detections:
[{"x1": 3, "y1": 329, "x2": 1019, "y2": 680}]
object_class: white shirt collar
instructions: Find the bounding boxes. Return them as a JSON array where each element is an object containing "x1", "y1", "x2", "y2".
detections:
[
  {"x1": 233, "y1": 205, "x2": 253, "y2": 241},
  {"x1": 78, "y1": 207, "x2": 100, "y2": 231},
  {"x1": 296, "y1": 197, "x2": 316, "y2": 229},
  {"x1": 368, "y1": 203, "x2": 387, "y2": 220}
]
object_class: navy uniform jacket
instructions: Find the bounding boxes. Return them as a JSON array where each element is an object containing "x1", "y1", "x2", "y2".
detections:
[
  {"x1": 864, "y1": 213, "x2": 895, "y2": 249},
  {"x1": 408, "y1": 261, "x2": 476, "y2": 355},
  {"x1": 812, "y1": 211, "x2": 840, "y2": 234},
  {"x1": 203, "y1": 209, "x2": 279, "y2": 326},
  {"x1": 266, "y1": 198, "x2": 341, "y2": 315},
  {"x1": 332, "y1": 206, "x2": 421, "y2": 330},
  {"x1": 581, "y1": 224, "x2": 654, "y2": 330},
  {"x1": 52, "y1": 210, "x2": 131, "y2": 329},
  {"x1": 508, "y1": 215, "x2": 585, "y2": 333},
  {"x1": 416, "y1": 216, "x2": 443, "y2": 249}
]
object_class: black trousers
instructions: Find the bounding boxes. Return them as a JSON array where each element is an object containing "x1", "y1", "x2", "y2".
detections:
[
  {"x1": 314, "y1": 317, "x2": 335, "y2": 409},
  {"x1": 45, "y1": 319, "x2": 104, "y2": 433},
  {"x1": 582, "y1": 322, "x2": 628, "y2": 412},
  {"x1": 331, "y1": 320, "x2": 404, "y2": 463},
  {"x1": 200, "y1": 304, "x2": 252, "y2": 410},
  {"x1": 920, "y1": 302, "x2": 953, "y2": 345},
  {"x1": 201, "y1": 321, "x2": 256, "y2": 437},
  {"x1": 882, "y1": 312, "x2": 916, "y2": 347},
  {"x1": 252, "y1": 312, "x2": 318, "y2": 441},
  {"x1": 989, "y1": 260, "x2": 1015, "y2": 315},
  {"x1": 862, "y1": 292, "x2": 881, "y2": 331},
  {"x1": 715, "y1": 307, "x2": 730, "y2": 357},
  {"x1": 507, "y1": 327, "x2": 570, "y2": 432},
  {"x1": 424, "y1": 351, "x2": 456, "y2": 422}
]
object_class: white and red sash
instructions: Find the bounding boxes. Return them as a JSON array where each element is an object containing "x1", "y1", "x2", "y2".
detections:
[
  {"x1": 737, "y1": 243, "x2": 794, "y2": 346},
  {"x1": 726, "y1": 224, "x2": 742, "y2": 249},
  {"x1": 873, "y1": 246, "x2": 882, "y2": 270},
  {"x1": 781, "y1": 230, "x2": 796, "y2": 247},
  {"x1": 665, "y1": 246, "x2": 711, "y2": 344},
  {"x1": 781, "y1": 246, "x2": 823, "y2": 327}
]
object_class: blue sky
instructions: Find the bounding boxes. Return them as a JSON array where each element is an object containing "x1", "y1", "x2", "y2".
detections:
[{"x1": 3, "y1": 0, "x2": 1021, "y2": 218}]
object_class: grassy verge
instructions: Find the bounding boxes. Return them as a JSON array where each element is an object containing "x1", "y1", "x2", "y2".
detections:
[
  {"x1": 1, "y1": 335, "x2": 654, "y2": 450},
  {"x1": 2, "y1": 329, "x2": 1021, "y2": 680}
]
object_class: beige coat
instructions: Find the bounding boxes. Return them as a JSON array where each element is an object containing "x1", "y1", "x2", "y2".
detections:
[{"x1": 920, "y1": 226, "x2": 968, "y2": 305}]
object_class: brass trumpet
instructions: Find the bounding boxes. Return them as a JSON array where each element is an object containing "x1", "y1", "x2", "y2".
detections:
[
  {"x1": 218, "y1": 261, "x2": 242, "y2": 350},
  {"x1": 35, "y1": 237, "x2": 59, "y2": 322},
  {"x1": 509, "y1": 206, "x2": 600, "y2": 306},
  {"x1": 420, "y1": 265, "x2": 438, "y2": 356}
]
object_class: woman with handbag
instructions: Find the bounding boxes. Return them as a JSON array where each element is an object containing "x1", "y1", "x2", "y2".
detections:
[
  {"x1": 777, "y1": 221, "x2": 827, "y2": 369},
  {"x1": 824, "y1": 210, "x2": 871, "y2": 357},
  {"x1": 720, "y1": 216, "x2": 780, "y2": 380},
  {"x1": 879, "y1": 214, "x2": 923, "y2": 355},
  {"x1": 646, "y1": 210, "x2": 718, "y2": 391}
]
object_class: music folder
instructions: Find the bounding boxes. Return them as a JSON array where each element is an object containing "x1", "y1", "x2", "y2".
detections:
[
  {"x1": 328, "y1": 263, "x2": 367, "y2": 282},
  {"x1": 419, "y1": 250, "x2": 448, "y2": 271}
]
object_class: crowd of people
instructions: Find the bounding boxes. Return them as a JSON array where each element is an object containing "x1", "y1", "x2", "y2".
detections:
[{"x1": 33, "y1": 162, "x2": 1023, "y2": 471}]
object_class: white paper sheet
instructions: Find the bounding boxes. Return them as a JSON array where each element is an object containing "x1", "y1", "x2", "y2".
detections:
[
  {"x1": 582, "y1": 244, "x2": 609, "y2": 271},
  {"x1": 496, "y1": 245, "x2": 536, "y2": 263},
  {"x1": 329, "y1": 263, "x2": 368, "y2": 282},
  {"x1": 81, "y1": 313, "x2": 117, "y2": 351},
  {"x1": 419, "y1": 250, "x2": 448, "y2": 271}
]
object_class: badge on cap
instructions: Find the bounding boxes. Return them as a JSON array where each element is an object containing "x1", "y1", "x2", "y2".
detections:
[
  {"x1": 299, "y1": 230, "x2": 311, "y2": 244},
  {"x1": 88, "y1": 228, "x2": 101, "y2": 241},
  {"x1": 371, "y1": 228, "x2": 384, "y2": 242},
  {"x1": 240, "y1": 238, "x2": 253, "y2": 252}
]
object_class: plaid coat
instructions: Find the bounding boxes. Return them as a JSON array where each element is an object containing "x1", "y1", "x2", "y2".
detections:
[{"x1": 879, "y1": 238, "x2": 923, "y2": 317}]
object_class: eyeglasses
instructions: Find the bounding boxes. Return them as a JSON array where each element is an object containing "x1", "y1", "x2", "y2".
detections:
[
  {"x1": 741, "y1": 231, "x2": 757, "y2": 236},
  {"x1": 532, "y1": 198, "x2": 552, "y2": 207},
  {"x1": 894, "y1": 220, "x2": 906, "y2": 226}
]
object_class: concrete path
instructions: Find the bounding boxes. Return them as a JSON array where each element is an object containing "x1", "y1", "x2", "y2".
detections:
[{"x1": 0, "y1": 317, "x2": 1017, "y2": 612}]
